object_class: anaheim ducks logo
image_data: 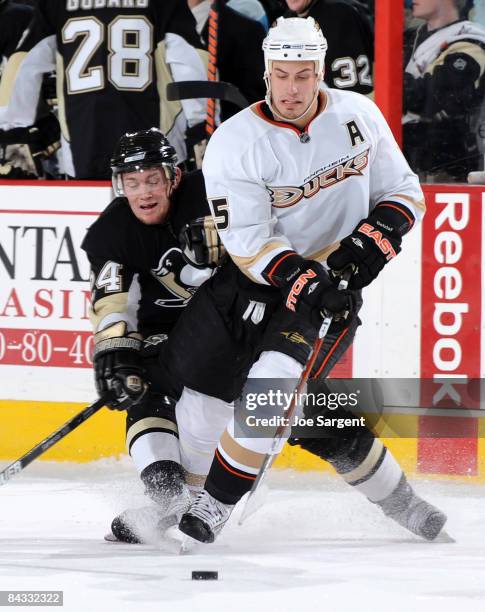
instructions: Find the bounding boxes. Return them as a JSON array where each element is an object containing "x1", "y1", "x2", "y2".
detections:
[
  {"x1": 281, "y1": 331, "x2": 310, "y2": 347},
  {"x1": 269, "y1": 149, "x2": 369, "y2": 208}
]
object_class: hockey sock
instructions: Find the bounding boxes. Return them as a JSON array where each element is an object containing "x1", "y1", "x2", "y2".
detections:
[
  {"x1": 205, "y1": 446, "x2": 257, "y2": 504},
  {"x1": 293, "y1": 429, "x2": 403, "y2": 503},
  {"x1": 140, "y1": 460, "x2": 185, "y2": 505},
  {"x1": 334, "y1": 439, "x2": 403, "y2": 502},
  {"x1": 126, "y1": 394, "x2": 181, "y2": 474},
  {"x1": 202, "y1": 351, "x2": 303, "y2": 505}
]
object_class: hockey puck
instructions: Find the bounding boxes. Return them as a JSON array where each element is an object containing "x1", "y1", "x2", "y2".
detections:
[{"x1": 191, "y1": 571, "x2": 218, "y2": 581}]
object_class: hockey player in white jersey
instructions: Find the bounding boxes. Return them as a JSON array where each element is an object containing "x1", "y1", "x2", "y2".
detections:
[{"x1": 159, "y1": 16, "x2": 447, "y2": 544}]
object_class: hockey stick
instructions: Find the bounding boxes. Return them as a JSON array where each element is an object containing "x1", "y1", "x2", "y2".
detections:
[
  {"x1": 205, "y1": 4, "x2": 219, "y2": 137},
  {"x1": 0, "y1": 395, "x2": 109, "y2": 486},
  {"x1": 166, "y1": 81, "x2": 249, "y2": 111},
  {"x1": 238, "y1": 268, "x2": 354, "y2": 525}
]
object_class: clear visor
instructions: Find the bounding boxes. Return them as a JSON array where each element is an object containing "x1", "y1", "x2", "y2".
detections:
[{"x1": 111, "y1": 164, "x2": 174, "y2": 197}]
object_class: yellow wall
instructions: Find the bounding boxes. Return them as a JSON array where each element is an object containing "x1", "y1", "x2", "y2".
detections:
[
  {"x1": 1, "y1": 400, "x2": 484, "y2": 483},
  {"x1": 0, "y1": 400, "x2": 126, "y2": 462}
]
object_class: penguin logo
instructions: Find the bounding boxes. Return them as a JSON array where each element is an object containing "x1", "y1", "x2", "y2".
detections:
[{"x1": 151, "y1": 248, "x2": 196, "y2": 307}]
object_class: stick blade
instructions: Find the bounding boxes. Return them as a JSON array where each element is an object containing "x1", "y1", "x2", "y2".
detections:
[{"x1": 238, "y1": 483, "x2": 269, "y2": 526}]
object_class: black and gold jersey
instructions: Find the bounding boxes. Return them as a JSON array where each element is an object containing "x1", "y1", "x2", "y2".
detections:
[
  {"x1": 0, "y1": 1, "x2": 33, "y2": 62},
  {"x1": 81, "y1": 169, "x2": 211, "y2": 340},
  {"x1": 0, "y1": 0, "x2": 208, "y2": 178},
  {"x1": 287, "y1": 0, "x2": 374, "y2": 95}
]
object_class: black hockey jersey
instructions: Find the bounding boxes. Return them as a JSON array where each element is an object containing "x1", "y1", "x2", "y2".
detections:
[
  {"x1": 287, "y1": 0, "x2": 374, "y2": 95},
  {"x1": 0, "y1": 0, "x2": 208, "y2": 178},
  {"x1": 0, "y1": 1, "x2": 33, "y2": 61},
  {"x1": 81, "y1": 170, "x2": 212, "y2": 339}
]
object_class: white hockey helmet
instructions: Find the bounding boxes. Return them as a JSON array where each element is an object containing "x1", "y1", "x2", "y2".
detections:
[{"x1": 262, "y1": 17, "x2": 328, "y2": 78}]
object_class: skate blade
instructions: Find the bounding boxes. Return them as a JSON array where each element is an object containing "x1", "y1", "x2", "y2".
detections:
[
  {"x1": 433, "y1": 529, "x2": 455, "y2": 544},
  {"x1": 163, "y1": 525, "x2": 198, "y2": 555},
  {"x1": 104, "y1": 532, "x2": 119, "y2": 542},
  {"x1": 104, "y1": 524, "x2": 194, "y2": 553},
  {"x1": 103, "y1": 532, "x2": 143, "y2": 546},
  {"x1": 180, "y1": 536, "x2": 198, "y2": 555}
]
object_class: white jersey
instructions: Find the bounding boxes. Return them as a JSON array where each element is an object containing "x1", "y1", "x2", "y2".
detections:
[
  {"x1": 202, "y1": 89, "x2": 425, "y2": 285},
  {"x1": 405, "y1": 20, "x2": 485, "y2": 79}
]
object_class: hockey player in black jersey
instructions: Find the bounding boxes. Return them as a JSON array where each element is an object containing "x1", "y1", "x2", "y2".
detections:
[
  {"x1": 0, "y1": 0, "x2": 62, "y2": 180},
  {"x1": 0, "y1": 0, "x2": 33, "y2": 62},
  {"x1": 81, "y1": 128, "x2": 223, "y2": 543},
  {"x1": 285, "y1": 0, "x2": 374, "y2": 95},
  {"x1": 0, "y1": 0, "x2": 208, "y2": 179}
]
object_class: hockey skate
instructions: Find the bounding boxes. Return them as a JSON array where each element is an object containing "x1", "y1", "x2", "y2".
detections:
[
  {"x1": 178, "y1": 490, "x2": 234, "y2": 543},
  {"x1": 106, "y1": 486, "x2": 192, "y2": 544},
  {"x1": 376, "y1": 475, "x2": 447, "y2": 541}
]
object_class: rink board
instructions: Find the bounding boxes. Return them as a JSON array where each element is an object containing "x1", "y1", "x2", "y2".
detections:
[
  {"x1": 2, "y1": 399, "x2": 485, "y2": 483},
  {"x1": 1, "y1": 182, "x2": 485, "y2": 480}
]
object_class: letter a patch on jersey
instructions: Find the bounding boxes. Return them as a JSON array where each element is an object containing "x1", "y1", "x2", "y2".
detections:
[{"x1": 345, "y1": 120, "x2": 366, "y2": 147}]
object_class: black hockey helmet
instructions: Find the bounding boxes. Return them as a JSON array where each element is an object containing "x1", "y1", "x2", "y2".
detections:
[{"x1": 111, "y1": 128, "x2": 178, "y2": 196}]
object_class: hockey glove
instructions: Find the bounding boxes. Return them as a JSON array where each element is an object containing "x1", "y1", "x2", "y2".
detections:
[
  {"x1": 283, "y1": 261, "x2": 356, "y2": 328},
  {"x1": 262, "y1": 252, "x2": 356, "y2": 327},
  {"x1": 93, "y1": 337, "x2": 148, "y2": 410},
  {"x1": 0, "y1": 114, "x2": 60, "y2": 179},
  {"x1": 179, "y1": 216, "x2": 225, "y2": 269},
  {"x1": 327, "y1": 203, "x2": 414, "y2": 290}
]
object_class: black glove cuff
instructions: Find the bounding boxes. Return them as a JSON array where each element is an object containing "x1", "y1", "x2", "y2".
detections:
[
  {"x1": 371, "y1": 202, "x2": 415, "y2": 237},
  {"x1": 94, "y1": 336, "x2": 142, "y2": 359},
  {"x1": 262, "y1": 250, "x2": 308, "y2": 287}
]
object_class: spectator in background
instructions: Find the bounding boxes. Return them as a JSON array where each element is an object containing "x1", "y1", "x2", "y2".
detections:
[
  {"x1": 224, "y1": 0, "x2": 269, "y2": 30},
  {"x1": 403, "y1": 0, "x2": 485, "y2": 182},
  {"x1": 285, "y1": 0, "x2": 374, "y2": 95},
  {"x1": 255, "y1": 0, "x2": 373, "y2": 25},
  {"x1": 0, "y1": 0, "x2": 209, "y2": 180},
  {"x1": 260, "y1": 0, "x2": 286, "y2": 23},
  {"x1": 188, "y1": 0, "x2": 267, "y2": 122},
  {"x1": 0, "y1": 0, "x2": 33, "y2": 65},
  {"x1": 0, "y1": 0, "x2": 61, "y2": 180},
  {"x1": 473, "y1": 0, "x2": 485, "y2": 25}
]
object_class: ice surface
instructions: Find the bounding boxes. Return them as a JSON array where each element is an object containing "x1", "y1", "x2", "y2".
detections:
[{"x1": 0, "y1": 459, "x2": 484, "y2": 612}]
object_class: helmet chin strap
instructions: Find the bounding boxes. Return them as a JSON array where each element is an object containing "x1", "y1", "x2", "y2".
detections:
[{"x1": 264, "y1": 71, "x2": 322, "y2": 124}]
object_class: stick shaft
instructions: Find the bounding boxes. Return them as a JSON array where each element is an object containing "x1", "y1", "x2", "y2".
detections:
[
  {"x1": 0, "y1": 396, "x2": 107, "y2": 486},
  {"x1": 239, "y1": 269, "x2": 353, "y2": 524},
  {"x1": 166, "y1": 81, "x2": 249, "y2": 109}
]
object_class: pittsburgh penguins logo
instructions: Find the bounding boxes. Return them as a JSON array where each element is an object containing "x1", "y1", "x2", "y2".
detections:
[{"x1": 151, "y1": 248, "x2": 196, "y2": 307}]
